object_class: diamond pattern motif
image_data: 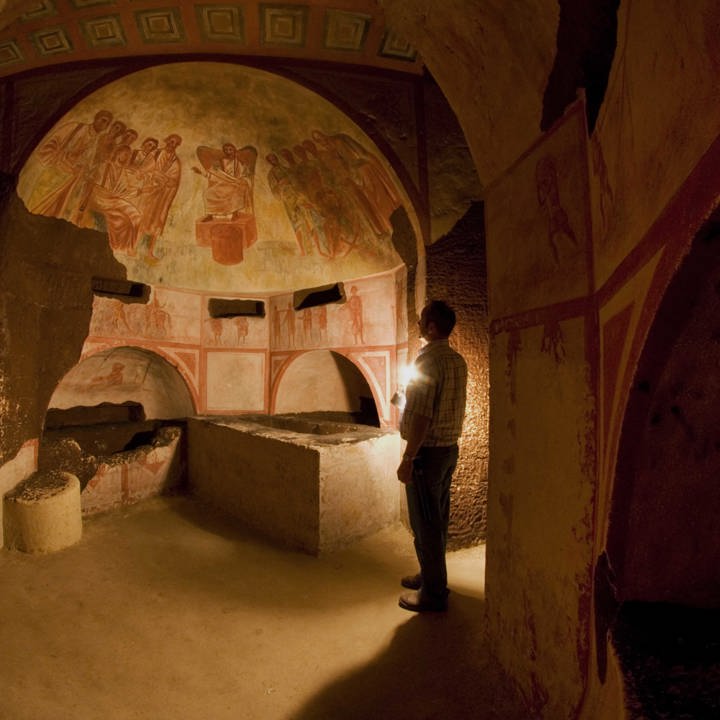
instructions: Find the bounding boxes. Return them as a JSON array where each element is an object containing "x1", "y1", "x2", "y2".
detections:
[
  {"x1": 196, "y1": 5, "x2": 245, "y2": 44},
  {"x1": 135, "y1": 8, "x2": 185, "y2": 44},
  {"x1": 0, "y1": 41, "x2": 23, "y2": 66},
  {"x1": 20, "y1": 0, "x2": 57, "y2": 21},
  {"x1": 82, "y1": 15, "x2": 126, "y2": 48},
  {"x1": 260, "y1": 4, "x2": 308, "y2": 47},
  {"x1": 323, "y1": 10, "x2": 370, "y2": 52},
  {"x1": 0, "y1": 2, "x2": 421, "y2": 78},
  {"x1": 30, "y1": 27, "x2": 73, "y2": 56},
  {"x1": 70, "y1": 0, "x2": 115, "y2": 7},
  {"x1": 379, "y1": 29, "x2": 417, "y2": 61}
]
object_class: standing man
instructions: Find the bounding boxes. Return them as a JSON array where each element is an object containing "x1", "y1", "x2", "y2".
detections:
[{"x1": 397, "y1": 300, "x2": 467, "y2": 612}]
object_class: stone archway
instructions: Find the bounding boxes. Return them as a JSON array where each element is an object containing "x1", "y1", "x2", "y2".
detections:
[
  {"x1": 271, "y1": 349, "x2": 380, "y2": 426},
  {"x1": 48, "y1": 345, "x2": 195, "y2": 423},
  {"x1": 604, "y1": 212, "x2": 720, "y2": 717},
  {"x1": 608, "y1": 219, "x2": 720, "y2": 605}
]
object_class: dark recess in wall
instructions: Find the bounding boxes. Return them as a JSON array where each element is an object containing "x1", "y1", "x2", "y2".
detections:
[
  {"x1": 294, "y1": 283, "x2": 345, "y2": 310},
  {"x1": 541, "y1": 0, "x2": 620, "y2": 133},
  {"x1": 208, "y1": 298, "x2": 265, "y2": 318}
]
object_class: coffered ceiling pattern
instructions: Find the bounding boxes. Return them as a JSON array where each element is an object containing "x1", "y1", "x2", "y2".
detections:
[{"x1": 0, "y1": 0, "x2": 421, "y2": 78}]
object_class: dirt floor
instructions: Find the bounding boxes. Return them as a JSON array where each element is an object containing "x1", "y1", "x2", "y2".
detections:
[{"x1": 0, "y1": 495, "x2": 524, "y2": 720}]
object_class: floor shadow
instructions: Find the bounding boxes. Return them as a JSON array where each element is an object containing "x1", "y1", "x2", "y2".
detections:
[
  {"x1": 289, "y1": 592, "x2": 525, "y2": 720},
  {"x1": 106, "y1": 495, "x2": 420, "y2": 613}
]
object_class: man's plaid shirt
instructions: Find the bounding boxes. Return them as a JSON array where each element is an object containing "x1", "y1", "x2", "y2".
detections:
[{"x1": 400, "y1": 339, "x2": 467, "y2": 447}]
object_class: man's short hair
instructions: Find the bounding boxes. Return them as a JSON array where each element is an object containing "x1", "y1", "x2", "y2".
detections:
[{"x1": 425, "y1": 300, "x2": 456, "y2": 337}]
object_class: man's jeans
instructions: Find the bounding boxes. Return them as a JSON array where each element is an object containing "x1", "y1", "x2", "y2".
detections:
[{"x1": 405, "y1": 444, "x2": 459, "y2": 601}]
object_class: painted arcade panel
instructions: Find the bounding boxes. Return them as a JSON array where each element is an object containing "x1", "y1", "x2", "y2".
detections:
[
  {"x1": 204, "y1": 351, "x2": 265, "y2": 413},
  {"x1": 485, "y1": 102, "x2": 591, "y2": 319},
  {"x1": 17, "y1": 63, "x2": 405, "y2": 295},
  {"x1": 202, "y1": 309, "x2": 269, "y2": 349},
  {"x1": 90, "y1": 287, "x2": 202, "y2": 344},
  {"x1": 268, "y1": 272, "x2": 400, "y2": 352}
]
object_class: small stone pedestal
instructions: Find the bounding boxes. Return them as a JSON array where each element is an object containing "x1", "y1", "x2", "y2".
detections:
[{"x1": 3, "y1": 470, "x2": 82, "y2": 553}]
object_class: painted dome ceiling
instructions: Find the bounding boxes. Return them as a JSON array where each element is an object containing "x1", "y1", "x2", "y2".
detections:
[{"x1": 18, "y1": 61, "x2": 407, "y2": 293}]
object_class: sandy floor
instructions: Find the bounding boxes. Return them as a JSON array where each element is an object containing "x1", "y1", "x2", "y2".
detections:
[{"x1": 0, "y1": 496, "x2": 524, "y2": 720}]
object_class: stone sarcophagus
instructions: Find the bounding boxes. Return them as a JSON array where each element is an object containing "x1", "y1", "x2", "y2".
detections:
[{"x1": 187, "y1": 415, "x2": 402, "y2": 554}]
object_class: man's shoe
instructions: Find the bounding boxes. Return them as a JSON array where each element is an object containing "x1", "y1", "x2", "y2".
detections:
[
  {"x1": 398, "y1": 590, "x2": 447, "y2": 613},
  {"x1": 400, "y1": 572, "x2": 422, "y2": 590}
]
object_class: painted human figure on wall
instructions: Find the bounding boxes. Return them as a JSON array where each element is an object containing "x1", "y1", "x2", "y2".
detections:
[
  {"x1": 129, "y1": 137, "x2": 158, "y2": 169},
  {"x1": 536, "y1": 155, "x2": 578, "y2": 263},
  {"x1": 347, "y1": 285, "x2": 364, "y2": 344},
  {"x1": 266, "y1": 151, "x2": 321, "y2": 256},
  {"x1": 133, "y1": 134, "x2": 182, "y2": 261},
  {"x1": 301, "y1": 308, "x2": 313, "y2": 346},
  {"x1": 234, "y1": 316, "x2": 249, "y2": 345},
  {"x1": 144, "y1": 293, "x2": 172, "y2": 338},
  {"x1": 88, "y1": 144, "x2": 143, "y2": 253},
  {"x1": 272, "y1": 305, "x2": 283, "y2": 346},
  {"x1": 32, "y1": 109, "x2": 113, "y2": 223},
  {"x1": 285, "y1": 303, "x2": 296, "y2": 348},
  {"x1": 316, "y1": 305, "x2": 328, "y2": 344},
  {"x1": 206, "y1": 317, "x2": 224, "y2": 345},
  {"x1": 193, "y1": 143, "x2": 258, "y2": 265},
  {"x1": 266, "y1": 129, "x2": 401, "y2": 259},
  {"x1": 311, "y1": 129, "x2": 401, "y2": 238},
  {"x1": 193, "y1": 143, "x2": 255, "y2": 220},
  {"x1": 30, "y1": 113, "x2": 183, "y2": 262},
  {"x1": 91, "y1": 362, "x2": 125, "y2": 386}
]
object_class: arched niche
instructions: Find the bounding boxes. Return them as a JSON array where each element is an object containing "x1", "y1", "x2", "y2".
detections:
[
  {"x1": 272, "y1": 350, "x2": 379, "y2": 426},
  {"x1": 608, "y1": 219, "x2": 720, "y2": 607},
  {"x1": 47, "y1": 346, "x2": 195, "y2": 423}
]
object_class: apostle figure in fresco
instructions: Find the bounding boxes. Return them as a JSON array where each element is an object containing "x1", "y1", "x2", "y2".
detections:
[
  {"x1": 120, "y1": 128, "x2": 139, "y2": 148},
  {"x1": 135, "y1": 134, "x2": 182, "y2": 261},
  {"x1": 299, "y1": 138, "x2": 361, "y2": 253},
  {"x1": 193, "y1": 143, "x2": 255, "y2": 220},
  {"x1": 32, "y1": 109, "x2": 113, "y2": 223},
  {"x1": 92, "y1": 119, "x2": 127, "y2": 174},
  {"x1": 76, "y1": 118, "x2": 133, "y2": 223},
  {"x1": 267, "y1": 145, "x2": 364, "y2": 259},
  {"x1": 130, "y1": 137, "x2": 159, "y2": 170},
  {"x1": 267, "y1": 152, "x2": 317, "y2": 256},
  {"x1": 87, "y1": 144, "x2": 143, "y2": 253},
  {"x1": 311, "y1": 129, "x2": 401, "y2": 238}
]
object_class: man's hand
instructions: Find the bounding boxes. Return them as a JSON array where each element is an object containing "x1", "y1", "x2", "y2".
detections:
[{"x1": 397, "y1": 457, "x2": 414, "y2": 485}]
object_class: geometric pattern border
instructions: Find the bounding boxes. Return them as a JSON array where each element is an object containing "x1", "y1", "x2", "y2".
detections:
[
  {"x1": 196, "y1": 5, "x2": 245, "y2": 44},
  {"x1": 323, "y1": 10, "x2": 370, "y2": 52},
  {"x1": 135, "y1": 7, "x2": 185, "y2": 44},
  {"x1": 81, "y1": 15, "x2": 127, "y2": 48},
  {"x1": 70, "y1": 0, "x2": 115, "y2": 7},
  {"x1": 260, "y1": 3, "x2": 308, "y2": 47},
  {"x1": 0, "y1": 3, "x2": 424, "y2": 78},
  {"x1": 29, "y1": 26, "x2": 73, "y2": 56},
  {"x1": 378, "y1": 29, "x2": 417, "y2": 61},
  {"x1": 20, "y1": 0, "x2": 57, "y2": 21},
  {"x1": 0, "y1": 40, "x2": 24, "y2": 66}
]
